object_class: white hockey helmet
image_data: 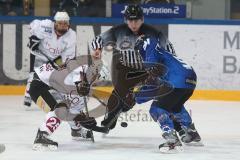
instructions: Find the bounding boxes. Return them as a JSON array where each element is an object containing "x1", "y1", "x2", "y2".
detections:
[{"x1": 54, "y1": 11, "x2": 70, "y2": 22}]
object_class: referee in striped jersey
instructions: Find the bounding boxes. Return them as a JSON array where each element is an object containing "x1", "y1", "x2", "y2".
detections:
[{"x1": 91, "y1": 4, "x2": 176, "y2": 131}]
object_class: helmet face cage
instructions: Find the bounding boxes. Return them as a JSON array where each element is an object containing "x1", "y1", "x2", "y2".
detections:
[{"x1": 124, "y1": 4, "x2": 143, "y2": 20}]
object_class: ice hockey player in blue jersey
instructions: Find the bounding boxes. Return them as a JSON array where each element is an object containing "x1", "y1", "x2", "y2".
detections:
[{"x1": 134, "y1": 36, "x2": 202, "y2": 153}]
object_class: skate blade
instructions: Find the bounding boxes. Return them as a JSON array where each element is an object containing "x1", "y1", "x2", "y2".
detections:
[
  {"x1": 72, "y1": 137, "x2": 82, "y2": 141},
  {"x1": 101, "y1": 133, "x2": 108, "y2": 138},
  {"x1": 24, "y1": 107, "x2": 33, "y2": 111},
  {"x1": 159, "y1": 146, "x2": 184, "y2": 154},
  {"x1": 32, "y1": 143, "x2": 58, "y2": 151},
  {"x1": 72, "y1": 137, "x2": 92, "y2": 141},
  {"x1": 184, "y1": 141, "x2": 204, "y2": 147}
]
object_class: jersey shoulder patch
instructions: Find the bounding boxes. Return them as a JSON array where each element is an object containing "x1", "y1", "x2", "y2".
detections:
[
  {"x1": 39, "y1": 19, "x2": 53, "y2": 34},
  {"x1": 30, "y1": 19, "x2": 53, "y2": 39}
]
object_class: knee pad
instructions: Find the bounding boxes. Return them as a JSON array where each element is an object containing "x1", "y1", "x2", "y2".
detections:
[
  {"x1": 173, "y1": 106, "x2": 192, "y2": 128},
  {"x1": 29, "y1": 79, "x2": 57, "y2": 111},
  {"x1": 54, "y1": 102, "x2": 74, "y2": 121},
  {"x1": 149, "y1": 104, "x2": 174, "y2": 131}
]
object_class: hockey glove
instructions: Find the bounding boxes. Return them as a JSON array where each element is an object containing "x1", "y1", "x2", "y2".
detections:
[
  {"x1": 147, "y1": 64, "x2": 166, "y2": 78},
  {"x1": 74, "y1": 112, "x2": 97, "y2": 129},
  {"x1": 75, "y1": 71, "x2": 90, "y2": 96},
  {"x1": 28, "y1": 35, "x2": 40, "y2": 51},
  {"x1": 51, "y1": 56, "x2": 66, "y2": 70},
  {"x1": 91, "y1": 36, "x2": 103, "y2": 50}
]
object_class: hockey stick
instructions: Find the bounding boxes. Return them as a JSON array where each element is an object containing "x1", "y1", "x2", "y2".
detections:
[
  {"x1": 92, "y1": 94, "x2": 107, "y2": 107},
  {"x1": 85, "y1": 53, "x2": 96, "y2": 142},
  {"x1": 83, "y1": 95, "x2": 95, "y2": 142},
  {"x1": 80, "y1": 54, "x2": 122, "y2": 133},
  {"x1": 77, "y1": 68, "x2": 95, "y2": 142},
  {"x1": 54, "y1": 102, "x2": 109, "y2": 134},
  {"x1": 30, "y1": 50, "x2": 63, "y2": 70},
  {"x1": 78, "y1": 53, "x2": 106, "y2": 140},
  {"x1": 30, "y1": 50, "x2": 51, "y2": 62}
]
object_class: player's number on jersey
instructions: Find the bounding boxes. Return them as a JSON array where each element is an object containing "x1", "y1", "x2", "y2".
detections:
[
  {"x1": 143, "y1": 38, "x2": 150, "y2": 51},
  {"x1": 46, "y1": 117, "x2": 61, "y2": 132}
]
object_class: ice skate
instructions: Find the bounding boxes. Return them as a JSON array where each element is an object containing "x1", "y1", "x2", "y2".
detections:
[
  {"x1": 101, "y1": 105, "x2": 122, "y2": 131},
  {"x1": 179, "y1": 123, "x2": 203, "y2": 146},
  {"x1": 33, "y1": 129, "x2": 58, "y2": 151},
  {"x1": 0, "y1": 144, "x2": 5, "y2": 153},
  {"x1": 23, "y1": 94, "x2": 32, "y2": 108},
  {"x1": 23, "y1": 72, "x2": 34, "y2": 108},
  {"x1": 71, "y1": 127, "x2": 93, "y2": 141},
  {"x1": 100, "y1": 113, "x2": 116, "y2": 137},
  {"x1": 159, "y1": 130, "x2": 183, "y2": 153}
]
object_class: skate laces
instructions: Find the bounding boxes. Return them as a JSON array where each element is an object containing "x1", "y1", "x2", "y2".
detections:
[
  {"x1": 79, "y1": 128, "x2": 90, "y2": 138},
  {"x1": 162, "y1": 130, "x2": 179, "y2": 143},
  {"x1": 72, "y1": 127, "x2": 90, "y2": 138},
  {"x1": 41, "y1": 132, "x2": 55, "y2": 142},
  {"x1": 35, "y1": 130, "x2": 56, "y2": 144}
]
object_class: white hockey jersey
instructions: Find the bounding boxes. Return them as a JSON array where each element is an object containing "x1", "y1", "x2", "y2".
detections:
[
  {"x1": 34, "y1": 59, "x2": 102, "y2": 112},
  {"x1": 29, "y1": 19, "x2": 76, "y2": 66},
  {"x1": 35, "y1": 63, "x2": 87, "y2": 112}
]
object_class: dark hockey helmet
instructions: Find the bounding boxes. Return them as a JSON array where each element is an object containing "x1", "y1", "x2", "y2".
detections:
[{"x1": 124, "y1": 4, "x2": 143, "y2": 20}]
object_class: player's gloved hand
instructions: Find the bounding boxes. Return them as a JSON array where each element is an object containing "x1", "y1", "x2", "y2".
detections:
[
  {"x1": 50, "y1": 56, "x2": 67, "y2": 70},
  {"x1": 27, "y1": 35, "x2": 40, "y2": 51},
  {"x1": 147, "y1": 64, "x2": 166, "y2": 78},
  {"x1": 74, "y1": 112, "x2": 97, "y2": 129},
  {"x1": 134, "y1": 34, "x2": 149, "y2": 54},
  {"x1": 91, "y1": 36, "x2": 103, "y2": 50},
  {"x1": 75, "y1": 71, "x2": 90, "y2": 96}
]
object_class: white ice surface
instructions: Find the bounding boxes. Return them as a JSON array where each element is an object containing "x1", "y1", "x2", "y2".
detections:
[{"x1": 0, "y1": 96, "x2": 240, "y2": 160}]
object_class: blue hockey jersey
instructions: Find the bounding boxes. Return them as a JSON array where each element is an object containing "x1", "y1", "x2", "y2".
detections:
[{"x1": 140, "y1": 37, "x2": 197, "y2": 89}]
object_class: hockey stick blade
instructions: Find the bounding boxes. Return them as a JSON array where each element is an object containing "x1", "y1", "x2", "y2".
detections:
[{"x1": 91, "y1": 125, "x2": 109, "y2": 134}]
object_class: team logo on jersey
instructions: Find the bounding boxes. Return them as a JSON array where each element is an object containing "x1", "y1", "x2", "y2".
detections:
[
  {"x1": 42, "y1": 26, "x2": 52, "y2": 34},
  {"x1": 104, "y1": 41, "x2": 117, "y2": 51},
  {"x1": 120, "y1": 37, "x2": 132, "y2": 50}
]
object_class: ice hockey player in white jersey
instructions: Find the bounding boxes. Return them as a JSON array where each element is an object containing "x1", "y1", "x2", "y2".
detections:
[
  {"x1": 30, "y1": 56, "x2": 101, "y2": 151},
  {"x1": 26, "y1": 11, "x2": 97, "y2": 151},
  {"x1": 23, "y1": 11, "x2": 76, "y2": 108}
]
